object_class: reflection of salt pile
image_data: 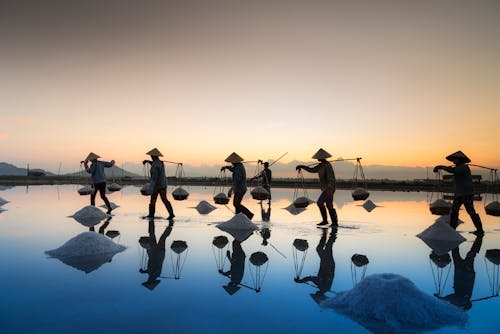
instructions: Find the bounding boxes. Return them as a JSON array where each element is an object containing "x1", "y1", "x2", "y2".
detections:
[
  {"x1": 321, "y1": 273, "x2": 467, "y2": 333},
  {"x1": 217, "y1": 213, "x2": 258, "y2": 242},
  {"x1": 70, "y1": 205, "x2": 108, "y2": 227},
  {"x1": 435, "y1": 215, "x2": 463, "y2": 226},
  {"x1": 45, "y1": 232, "x2": 126, "y2": 273},
  {"x1": 0, "y1": 197, "x2": 9, "y2": 206},
  {"x1": 283, "y1": 203, "x2": 306, "y2": 215},
  {"x1": 194, "y1": 200, "x2": 216, "y2": 215},
  {"x1": 0, "y1": 207, "x2": 6, "y2": 213},
  {"x1": 417, "y1": 221, "x2": 465, "y2": 255},
  {"x1": 362, "y1": 200, "x2": 377, "y2": 212}
]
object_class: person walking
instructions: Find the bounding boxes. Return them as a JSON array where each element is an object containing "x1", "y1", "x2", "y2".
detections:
[
  {"x1": 296, "y1": 148, "x2": 338, "y2": 226},
  {"x1": 143, "y1": 148, "x2": 175, "y2": 221},
  {"x1": 82, "y1": 152, "x2": 114, "y2": 214},
  {"x1": 250, "y1": 161, "x2": 272, "y2": 203},
  {"x1": 434, "y1": 151, "x2": 484, "y2": 235},
  {"x1": 221, "y1": 152, "x2": 254, "y2": 220}
]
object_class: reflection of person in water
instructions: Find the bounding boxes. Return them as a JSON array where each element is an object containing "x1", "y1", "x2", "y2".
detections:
[
  {"x1": 437, "y1": 234, "x2": 483, "y2": 310},
  {"x1": 260, "y1": 228, "x2": 271, "y2": 246},
  {"x1": 295, "y1": 228, "x2": 337, "y2": 302},
  {"x1": 220, "y1": 240, "x2": 246, "y2": 294},
  {"x1": 140, "y1": 220, "x2": 174, "y2": 290},
  {"x1": 260, "y1": 201, "x2": 271, "y2": 222}
]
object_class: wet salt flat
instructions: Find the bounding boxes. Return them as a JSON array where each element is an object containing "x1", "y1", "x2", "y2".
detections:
[{"x1": 0, "y1": 185, "x2": 499, "y2": 334}]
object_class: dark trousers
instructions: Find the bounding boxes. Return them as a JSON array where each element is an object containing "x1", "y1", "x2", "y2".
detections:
[
  {"x1": 450, "y1": 195, "x2": 482, "y2": 231},
  {"x1": 91, "y1": 182, "x2": 111, "y2": 209},
  {"x1": 150, "y1": 188, "x2": 174, "y2": 217},
  {"x1": 317, "y1": 189, "x2": 334, "y2": 210},
  {"x1": 233, "y1": 191, "x2": 254, "y2": 219}
]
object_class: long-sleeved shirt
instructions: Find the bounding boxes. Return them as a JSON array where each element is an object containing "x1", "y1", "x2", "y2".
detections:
[
  {"x1": 86, "y1": 160, "x2": 113, "y2": 184},
  {"x1": 149, "y1": 159, "x2": 167, "y2": 191},
  {"x1": 228, "y1": 163, "x2": 247, "y2": 193},
  {"x1": 303, "y1": 161, "x2": 336, "y2": 191},
  {"x1": 443, "y1": 163, "x2": 474, "y2": 196},
  {"x1": 256, "y1": 168, "x2": 272, "y2": 188}
]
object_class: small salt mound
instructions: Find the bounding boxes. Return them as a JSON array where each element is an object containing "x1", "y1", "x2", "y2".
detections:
[
  {"x1": 45, "y1": 232, "x2": 126, "y2": 273},
  {"x1": 0, "y1": 197, "x2": 9, "y2": 206},
  {"x1": 70, "y1": 205, "x2": 108, "y2": 227},
  {"x1": 417, "y1": 221, "x2": 466, "y2": 255},
  {"x1": 107, "y1": 183, "x2": 122, "y2": 192},
  {"x1": 293, "y1": 196, "x2": 312, "y2": 208},
  {"x1": 485, "y1": 201, "x2": 500, "y2": 216},
  {"x1": 0, "y1": 207, "x2": 6, "y2": 213},
  {"x1": 429, "y1": 199, "x2": 452, "y2": 215},
  {"x1": 362, "y1": 200, "x2": 377, "y2": 212},
  {"x1": 172, "y1": 187, "x2": 189, "y2": 200},
  {"x1": 251, "y1": 186, "x2": 269, "y2": 200},
  {"x1": 283, "y1": 203, "x2": 306, "y2": 215},
  {"x1": 77, "y1": 186, "x2": 93, "y2": 196},
  {"x1": 195, "y1": 200, "x2": 216, "y2": 215},
  {"x1": 214, "y1": 192, "x2": 230, "y2": 205},
  {"x1": 352, "y1": 187, "x2": 370, "y2": 201},
  {"x1": 435, "y1": 215, "x2": 463, "y2": 226},
  {"x1": 99, "y1": 202, "x2": 120, "y2": 210},
  {"x1": 217, "y1": 213, "x2": 258, "y2": 242},
  {"x1": 321, "y1": 273, "x2": 467, "y2": 333}
]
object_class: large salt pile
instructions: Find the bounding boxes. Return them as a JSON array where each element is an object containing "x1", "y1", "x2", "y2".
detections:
[
  {"x1": 417, "y1": 221, "x2": 466, "y2": 255},
  {"x1": 45, "y1": 232, "x2": 126, "y2": 273},
  {"x1": 217, "y1": 213, "x2": 258, "y2": 242},
  {"x1": 321, "y1": 273, "x2": 467, "y2": 334},
  {"x1": 283, "y1": 203, "x2": 306, "y2": 215},
  {"x1": 0, "y1": 197, "x2": 9, "y2": 206},
  {"x1": 70, "y1": 205, "x2": 108, "y2": 227},
  {"x1": 195, "y1": 200, "x2": 216, "y2": 215}
]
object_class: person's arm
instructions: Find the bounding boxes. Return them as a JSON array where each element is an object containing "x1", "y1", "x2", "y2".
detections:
[
  {"x1": 104, "y1": 160, "x2": 115, "y2": 168},
  {"x1": 296, "y1": 164, "x2": 319, "y2": 173},
  {"x1": 434, "y1": 165, "x2": 455, "y2": 174}
]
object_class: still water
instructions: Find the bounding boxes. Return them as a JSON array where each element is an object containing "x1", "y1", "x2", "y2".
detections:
[{"x1": 0, "y1": 185, "x2": 498, "y2": 333}]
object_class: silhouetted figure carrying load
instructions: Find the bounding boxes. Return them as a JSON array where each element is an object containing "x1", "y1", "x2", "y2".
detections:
[{"x1": 82, "y1": 152, "x2": 114, "y2": 214}]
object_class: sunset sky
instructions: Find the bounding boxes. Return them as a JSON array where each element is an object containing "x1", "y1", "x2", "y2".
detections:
[{"x1": 1, "y1": 0, "x2": 499, "y2": 175}]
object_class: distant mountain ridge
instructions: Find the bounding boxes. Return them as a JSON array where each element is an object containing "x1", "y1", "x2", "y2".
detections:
[
  {"x1": 0, "y1": 162, "x2": 140, "y2": 178},
  {"x1": 0, "y1": 162, "x2": 53, "y2": 176},
  {"x1": 63, "y1": 165, "x2": 141, "y2": 178}
]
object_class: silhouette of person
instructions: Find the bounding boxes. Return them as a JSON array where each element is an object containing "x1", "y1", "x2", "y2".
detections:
[
  {"x1": 434, "y1": 150, "x2": 484, "y2": 235},
  {"x1": 82, "y1": 152, "x2": 114, "y2": 214},
  {"x1": 260, "y1": 201, "x2": 271, "y2": 222},
  {"x1": 260, "y1": 227, "x2": 271, "y2": 246},
  {"x1": 143, "y1": 148, "x2": 175, "y2": 221},
  {"x1": 296, "y1": 148, "x2": 338, "y2": 226},
  {"x1": 139, "y1": 220, "x2": 174, "y2": 290},
  {"x1": 250, "y1": 161, "x2": 272, "y2": 203},
  {"x1": 437, "y1": 234, "x2": 483, "y2": 310},
  {"x1": 295, "y1": 228, "x2": 337, "y2": 302},
  {"x1": 220, "y1": 239, "x2": 246, "y2": 295},
  {"x1": 221, "y1": 152, "x2": 254, "y2": 220}
]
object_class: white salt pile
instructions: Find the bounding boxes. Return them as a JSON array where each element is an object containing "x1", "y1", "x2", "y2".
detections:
[
  {"x1": 172, "y1": 187, "x2": 189, "y2": 200},
  {"x1": 435, "y1": 215, "x2": 463, "y2": 226},
  {"x1": 352, "y1": 187, "x2": 370, "y2": 201},
  {"x1": 195, "y1": 200, "x2": 216, "y2": 215},
  {"x1": 0, "y1": 197, "x2": 9, "y2": 206},
  {"x1": 417, "y1": 221, "x2": 466, "y2": 255},
  {"x1": 251, "y1": 186, "x2": 269, "y2": 200},
  {"x1": 283, "y1": 203, "x2": 306, "y2": 215},
  {"x1": 293, "y1": 196, "x2": 312, "y2": 208},
  {"x1": 77, "y1": 185, "x2": 93, "y2": 195},
  {"x1": 0, "y1": 207, "x2": 6, "y2": 213},
  {"x1": 70, "y1": 205, "x2": 108, "y2": 227},
  {"x1": 362, "y1": 200, "x2": 377, "y2": 212},
  {"x1": 321, "y1": 273, "x2": 467, "y2": 334},
  {"x1": 217, "y1": 213, "x2": 258, "y2": 242},
  {"x1": 429, "y1": 199, "x2": 452, "y2": 215},
  {"x1": 107, "y1": 183, "x2": 122, "y2": 191},
  {"x1": 485, "y1": 201, "x2": 500, "y2": 216},
  {"x1": 46, "y1": 232, "x2": 126, "y2": 258},
  {"x1": 99, "y1": 202, "x2": 120, "y2": 210}
]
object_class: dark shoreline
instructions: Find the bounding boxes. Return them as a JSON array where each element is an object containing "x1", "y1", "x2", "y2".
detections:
[{"x1": 1, "y1": 175, "x2": 498, "y2": 194}]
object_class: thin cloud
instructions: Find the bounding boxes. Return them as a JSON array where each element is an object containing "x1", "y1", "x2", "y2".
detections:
[
  {"x1": 0, "y1": 133, "x2": 8, "y2": 140},
  {"x1": 15, "y1": 118, "x2": 35, "y2": 124}
]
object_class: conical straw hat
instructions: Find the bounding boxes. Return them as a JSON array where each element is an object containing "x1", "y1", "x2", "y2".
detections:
[
  {"x1": 85, "y1": 152, "x2": 100, "y2": 161},
  {"x1": 312, "y1": 148, "x2": 332, "y2": 160},
  {"x1": 146, "y1": 148, "x2": 163, "y2": 157},
  {"x1": 446, "y1": 151, "x2": 471, "y2": 163},
  {"x1": 225, "y1": 152, "x2": 244, "y2": 163}
]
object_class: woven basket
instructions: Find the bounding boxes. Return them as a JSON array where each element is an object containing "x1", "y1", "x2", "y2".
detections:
[
  {"x1": 293, "y1": 196, "x2": 311, "y2": 208},
  {"x1": 352, "y1": 187, "x2": 370, "y2": 201},
  {"x1": 214, "y1": 192, "x2": 230, "y2": 205},
  {"x1": 485, "y1": 201, "x2": 500, "y2": 216},
  {"x1": 172, "y1": 187, "x2": 189, "y2": 201},
  {"x1": 251, "y1": 186, "x2": 269, "y2": 200}
]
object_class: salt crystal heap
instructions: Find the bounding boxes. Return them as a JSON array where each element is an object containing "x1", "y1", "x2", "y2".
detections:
[
  {"x1": 321, "y1": 273, "x2": 467, "y2": 334},
  {"x1": 417, "y1": 221, "x2": 466, "y2": 255},
  {"x1": 0, "y1": 197, "x2": 9, "y2": 206},
  {"x1": 46, "y1": 232, "x2": 126, "y2": 274},
  {"x1": 70, "y1": 205, "x2": 108, "y2": 227},
  {"x1": 217, "y1": 213, "x2": 258, "y2": 242},
  {"x1": 195, "y1": 200, "x2": 216, "y2": 215}
]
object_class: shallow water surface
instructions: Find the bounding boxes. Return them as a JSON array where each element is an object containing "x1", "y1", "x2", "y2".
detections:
[{"x1": 0, "y1": 185, "x2": 498, "y2": 333}]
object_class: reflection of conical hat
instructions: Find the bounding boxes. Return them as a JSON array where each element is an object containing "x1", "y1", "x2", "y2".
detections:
[
  {"x1": 146, "y1": 148, "x2": 163, "y2": 157},
  {"x1": 223, "y1": 284, "x2": 241, "y2": 295},
  {"x1": 85, "y1": 152, "x2": 100, "y2": 161},
  {"x1": 446, "y1": 151, "x2": 471, "y2": 163},
  {"x1": 312, "y1": 148, "x2": 332, "y2": 160},
  {"x1": 225, "y1": 152, "x2": 244, "y2": 163}
]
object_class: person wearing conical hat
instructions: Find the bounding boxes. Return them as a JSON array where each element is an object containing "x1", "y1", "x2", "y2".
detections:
[
  {"x1": 81, "y1": 152, "x2": 114, "y2": 214},
  {"x1": 221, "y1": 152, "x2": 254, "y2": 220},
  {"x1": 250, "y1": 160, "x2": 273, "y2": 204},
  {"x1": 220, "y1": 239, "x2": 246, "y2": 295},
  {"x1": 296, "y1": 149, "x2": 338, "y2": 226},
  {"x1": 434, "y1": 151, "x2": 484, "y2": 235},
  {"x1": 143, "y1": 148, "x2": 175, "y2": 220}
]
